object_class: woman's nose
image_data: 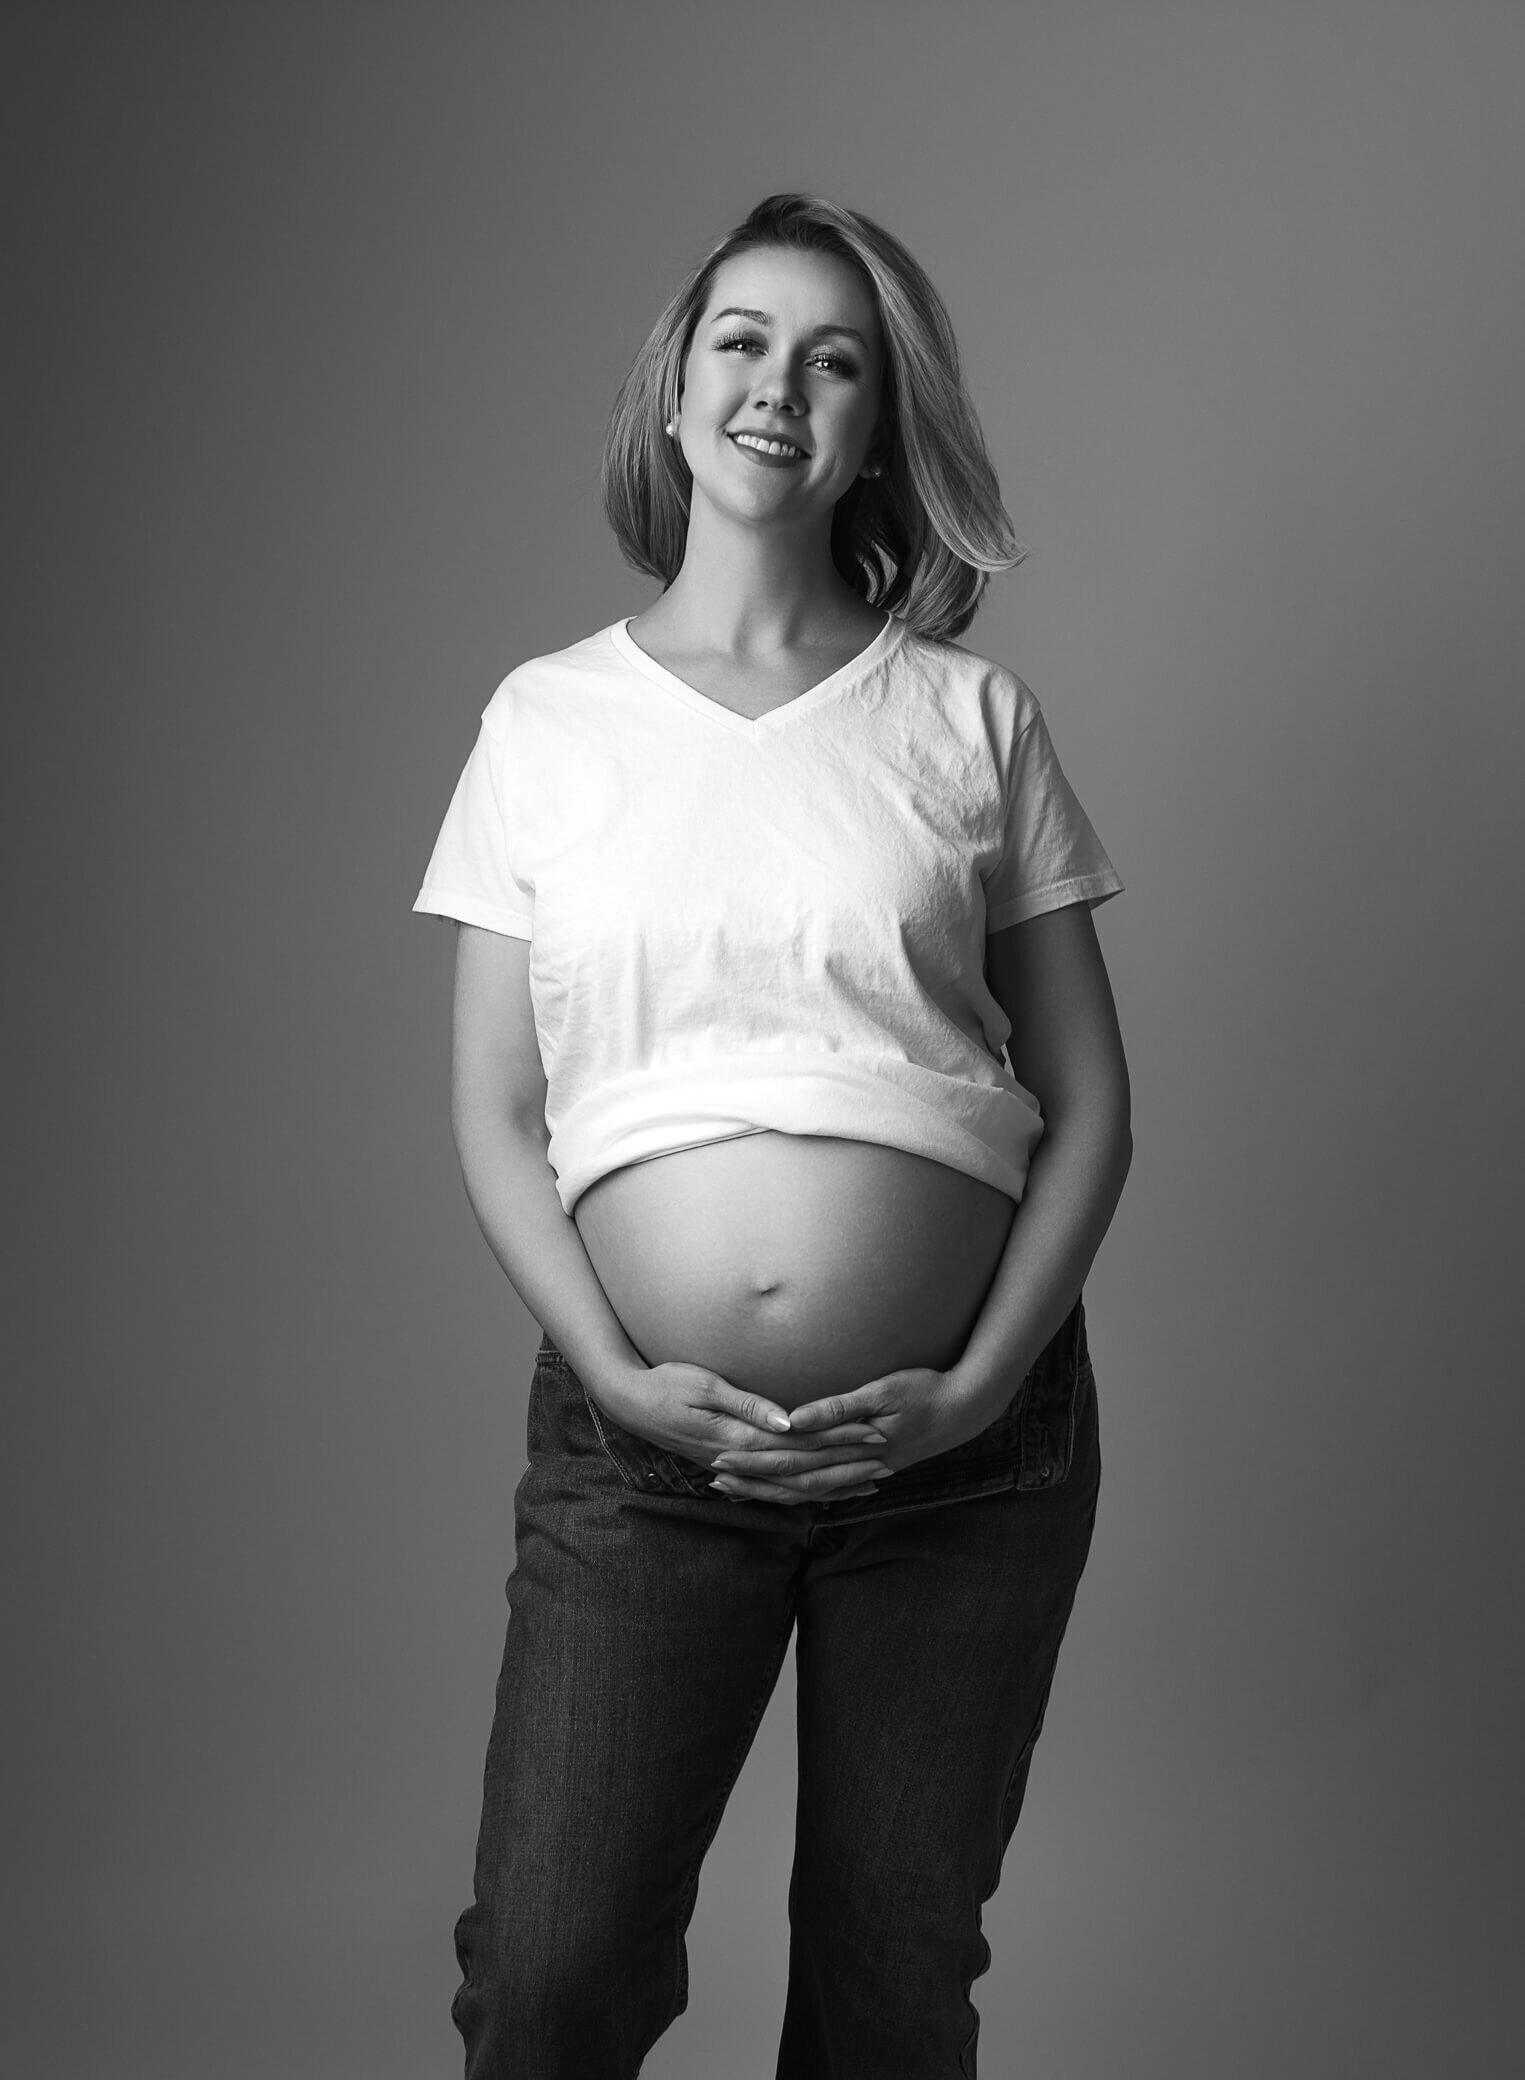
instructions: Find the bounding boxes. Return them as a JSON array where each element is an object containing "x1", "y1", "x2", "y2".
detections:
[{"x1": 750, "y1": 358, "x2": 805, "y2": 412}]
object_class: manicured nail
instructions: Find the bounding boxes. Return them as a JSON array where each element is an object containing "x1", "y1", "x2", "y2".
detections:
[{"x1": 765, "y1": 1412, "x2": 792, "y2": 1432}]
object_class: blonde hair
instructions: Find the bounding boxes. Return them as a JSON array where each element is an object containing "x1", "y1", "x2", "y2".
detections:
[{"x1": 601, "y1": 194, "x2": 1023, "y2": 642}]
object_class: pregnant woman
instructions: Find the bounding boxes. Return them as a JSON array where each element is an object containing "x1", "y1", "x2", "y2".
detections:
[{"x1": 415, "y1": 192, "x2": 1131, "y2": 2079}]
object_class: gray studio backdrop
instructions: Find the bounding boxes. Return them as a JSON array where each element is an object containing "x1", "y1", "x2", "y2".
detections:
[{"x1": 6, "y1": 4, "x2": 1522, "y2": 2075}]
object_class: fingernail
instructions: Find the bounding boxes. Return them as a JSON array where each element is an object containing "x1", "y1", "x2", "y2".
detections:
[{"x1": 766, "y1": 1412, "x2": 792, "y2": 1432}]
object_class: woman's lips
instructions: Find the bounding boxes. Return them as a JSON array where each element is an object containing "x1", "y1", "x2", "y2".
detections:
[{"x1": 728, "y1": 432, "x2": 809, "y2": 467}]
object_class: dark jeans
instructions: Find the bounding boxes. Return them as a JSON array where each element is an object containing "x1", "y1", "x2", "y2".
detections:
[{"x1": 452, "y1": 1297, "x2": 1101, "y2": 2079}]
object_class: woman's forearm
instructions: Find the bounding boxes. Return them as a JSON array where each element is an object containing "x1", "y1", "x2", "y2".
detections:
[
  {"x1": 947, "y1": 1095, "x2": 1132, "y2": 1413},
  {"x1": 455, "y1": 1116, "x2": 649, "y2": 1411}
]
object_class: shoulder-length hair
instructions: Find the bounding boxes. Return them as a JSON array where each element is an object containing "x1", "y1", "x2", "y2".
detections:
[{"x1": 601, "y1": 194, "x2": 1023, "y2": 643}]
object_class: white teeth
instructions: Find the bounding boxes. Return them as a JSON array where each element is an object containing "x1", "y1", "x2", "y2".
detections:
[{"x1": 733, "y1": 434, "x2": 803, "y2": 458}]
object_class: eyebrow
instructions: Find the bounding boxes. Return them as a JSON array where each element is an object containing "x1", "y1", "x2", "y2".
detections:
[{"x1": 707, "y1": 306, "x2": 872, "y2": 351}]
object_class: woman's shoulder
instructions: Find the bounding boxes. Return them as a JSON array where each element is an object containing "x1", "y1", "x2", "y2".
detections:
[
  {"x1": 892, "y1": 619, "x2": 1039, "y2": 723},
  {"x1": 477, "y1": 619, "x2": 630, "y2": 727}
]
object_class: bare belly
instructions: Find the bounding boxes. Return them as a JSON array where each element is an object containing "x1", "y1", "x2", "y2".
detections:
[{"x1": 573, "y1": 1132, "x2": 1016, "y2": 1411}]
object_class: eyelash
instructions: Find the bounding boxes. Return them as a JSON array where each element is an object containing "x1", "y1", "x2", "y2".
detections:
[{"x1": 713, "y1": 331, "x2": 859, "y2": 378}]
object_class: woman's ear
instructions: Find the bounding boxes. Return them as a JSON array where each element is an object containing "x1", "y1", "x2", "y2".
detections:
[{"x1": 864, "y1": 403, "x2": 894, "y2": 476}]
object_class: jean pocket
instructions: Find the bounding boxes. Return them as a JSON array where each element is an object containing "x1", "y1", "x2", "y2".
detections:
[
  {"x1": 1013, "y1": 1299, "x2": 1092, "y2": 1491},
  {"x1": 579, "y1": 1385, "x2": 716, "y2": 1497},
  {"x1": 530, "y1": 1339, "x2": 713, "y2": 1498}
]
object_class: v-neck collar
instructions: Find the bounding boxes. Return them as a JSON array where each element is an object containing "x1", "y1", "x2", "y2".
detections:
[{"x1": 609, "y1": 612, "x2": 902, "y2": 736}]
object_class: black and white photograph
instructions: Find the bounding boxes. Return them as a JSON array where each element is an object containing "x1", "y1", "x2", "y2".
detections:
[{"x1": 6, "y1": 5, "x2": 1521, "y2": 2076}]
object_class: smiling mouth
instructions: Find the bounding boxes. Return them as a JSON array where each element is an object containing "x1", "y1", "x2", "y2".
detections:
[{"x1": 729, "y1": 432, "x2": 809, "y2": 460}]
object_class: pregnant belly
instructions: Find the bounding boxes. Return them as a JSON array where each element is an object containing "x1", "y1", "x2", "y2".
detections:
[{"x1": 572, "y1": 1131, "x2": 1016, "y2": 1411}]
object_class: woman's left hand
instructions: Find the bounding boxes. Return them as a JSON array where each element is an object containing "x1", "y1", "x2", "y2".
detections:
[{"x1": 708, "y1": 1365, "x2": 991, "y2": 1504}]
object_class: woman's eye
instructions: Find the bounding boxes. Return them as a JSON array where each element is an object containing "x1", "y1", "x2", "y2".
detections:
[{"x1": 713, "y1": 334, "x2": 857, "y2": 378}]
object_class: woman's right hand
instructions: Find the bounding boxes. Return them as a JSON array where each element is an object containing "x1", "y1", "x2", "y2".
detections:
[{"x1": 598, "y1": 1360, "x2": 893, "y2": 1504}]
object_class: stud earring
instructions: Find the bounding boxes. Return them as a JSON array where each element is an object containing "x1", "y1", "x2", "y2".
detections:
[{"x1": 665, "y1": 420, "x2": 677, "y2": 438}]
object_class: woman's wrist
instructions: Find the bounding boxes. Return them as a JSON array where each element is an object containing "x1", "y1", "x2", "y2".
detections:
[{"x1": 580, "y1": 1354, "x2": 652, "y2": 1421}]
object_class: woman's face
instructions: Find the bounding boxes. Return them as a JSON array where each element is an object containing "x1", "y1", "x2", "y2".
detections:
[{"x1": 675, "y1": 244, "x2": 884, "y2": 536}]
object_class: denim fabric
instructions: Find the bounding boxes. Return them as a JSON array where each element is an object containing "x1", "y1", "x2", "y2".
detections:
[{"x1": 452, "y1": 1298, "x2": 1101, "y2": 2079}]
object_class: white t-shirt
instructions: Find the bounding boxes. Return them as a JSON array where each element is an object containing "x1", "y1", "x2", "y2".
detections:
[{"x1": 414, "y1": 613, "x2": 1123, "y2": 1216}]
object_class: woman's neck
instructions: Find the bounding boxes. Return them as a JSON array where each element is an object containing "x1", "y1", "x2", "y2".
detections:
[{"x1": 640, "y1": 505, "x2": 878, "y2": 658}]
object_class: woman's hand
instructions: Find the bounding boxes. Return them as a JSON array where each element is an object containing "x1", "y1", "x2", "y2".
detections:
[
  {"x1": 708, "y1": 1365, "x2": 994, "y2": 1504},
  {"x1": 601, "y1": 1360, "x2": 895, "y2": 1502}
]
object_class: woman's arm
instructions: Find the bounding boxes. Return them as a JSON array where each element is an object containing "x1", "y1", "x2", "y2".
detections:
[
  {"x1": 710, "y1": 900, "x2": 1131, "y2": 1495},
  {"x1": 450, "y1": 926, "x2": 888, "y2": 1485},
  {"x1": 947, "y1": 900, "x2": 1132, "y2": 1405},
  {"x1": 450, "y1": 924, "x2": 651, "y2": 1405}
]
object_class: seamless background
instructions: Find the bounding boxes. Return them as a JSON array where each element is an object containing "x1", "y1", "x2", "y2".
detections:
[{"x1": 5, "y1": 3, "x2": 1522, "y2": 2075}]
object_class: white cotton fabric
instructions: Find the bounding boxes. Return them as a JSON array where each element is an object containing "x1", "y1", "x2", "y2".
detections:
[{"x1": 414, "y1": 614, "x2": 1123, "y2": 1215}]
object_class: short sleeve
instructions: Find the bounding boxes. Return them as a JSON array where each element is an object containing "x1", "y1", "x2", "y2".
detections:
[
  {"x1": 983, "y1": 693, "x2": 1124, "y2": 932},
  {"x1": 412, "y1": 708, "x2": 534, "y2": 938}
]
